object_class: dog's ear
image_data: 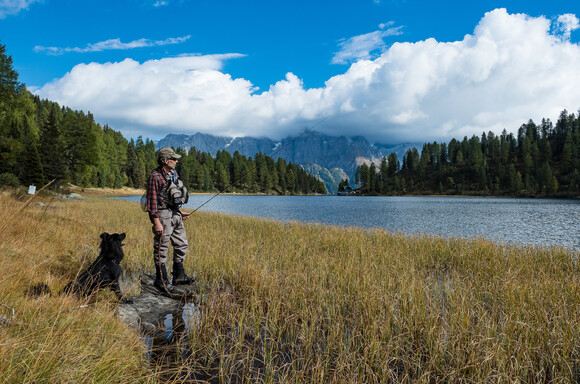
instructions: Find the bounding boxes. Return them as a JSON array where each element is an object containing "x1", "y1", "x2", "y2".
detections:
[
  {"x1": 100, "y1": 232, "x2": 109, "y2": 240},
  {"x1": 119, "y1": 233, "x2": 126, "y2": 241}
]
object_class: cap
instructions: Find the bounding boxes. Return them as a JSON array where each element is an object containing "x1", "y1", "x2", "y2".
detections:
[{"x1": 157, "y1": 147, "x2": 181, "y2": 161}]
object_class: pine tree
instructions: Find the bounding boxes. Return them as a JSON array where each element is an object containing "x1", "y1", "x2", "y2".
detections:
[
  {"x1": 276, "y1": 157, "x2": 287, "y2": 194},
  {"x1": 20, "y1": 132, "x2": 44, "y2": 186},
  {"x1": 379, "y1": 157, "x2": 388, "y2": 193},
  {"x1": 369, "y1": 163, "x2": 377, "y2": 193},
  {"x1": 215, "y1": 161, "x2": 229, "y2": 191},
  {"x1": 285, "y1": 168, "x2": 297, "y2": 194},
  {"x1": 548, "y1": 175, "x2": 559, "y2": 195},
  {"x1": 40, "y1": 104, "x2": 66, "y2": 185},
  {"x1": 126, "y1": 139, "x2": 146, "y2": 188},
  {"x1": 540, "y1": 162, "x2": 553, "y2": 195},
  {"x1": 357, "y1": 163, "x2": 370, "y2": 192},
  {"x1": 560, "y1": 132, "x2": 573, "y2": 174},
  {"x1": 0, "y1": 42, "x2": 23, "y2": 104},
  {"x1": 258, "y1": 161, "x2": 271, "y2": 192}
]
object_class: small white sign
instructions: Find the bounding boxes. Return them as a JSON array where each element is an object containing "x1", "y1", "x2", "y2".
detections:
[{"x1": 28, "y1": 185, "x2": 36, "y2": 195}]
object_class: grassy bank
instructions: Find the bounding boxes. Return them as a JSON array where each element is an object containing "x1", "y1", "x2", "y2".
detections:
[{"x1": 0, "y1": 189, "x2": 579, "y2": 383}]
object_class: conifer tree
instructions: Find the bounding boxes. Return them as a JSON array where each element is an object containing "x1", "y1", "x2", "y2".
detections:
[
  {"x1": 215, "y1": 161, "x2": 229, "y2": 190},
  {"x1": 369, "y1": 163, "x2": 377, "y2": 193},
  {"x1": 379, "y1": 157, "x2": 388, "y2": 193},
  {"x1": 126, "y1": 139, "x2": 144, "y2": 188},
  {"x1": 40, "y1": 104, "x2": 66, "y2": 185},
  {"x1": 0, "y1": 42, "x2": 23, "y2": 104},
  {"x1": 561, "y1": 132, "x2": 574, "y2": 174},
  {"x1": 20, "y1": 131, "x2": 44, "y2": 186}
]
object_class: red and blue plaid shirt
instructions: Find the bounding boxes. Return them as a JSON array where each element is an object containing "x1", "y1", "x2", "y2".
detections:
[{"x1": 146, "y1": 167, "x2": 177, "y2": 218}]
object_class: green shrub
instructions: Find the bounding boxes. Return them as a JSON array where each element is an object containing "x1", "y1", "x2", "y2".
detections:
[{"x1": 0, "y1": 172, "x2": 21, "y2": 188}]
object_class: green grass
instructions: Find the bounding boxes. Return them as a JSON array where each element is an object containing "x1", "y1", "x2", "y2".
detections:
[{"x1": 0, "y1": 188, "x2": 579, "y2": 383}]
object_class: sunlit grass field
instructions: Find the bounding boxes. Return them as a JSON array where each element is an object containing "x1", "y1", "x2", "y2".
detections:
[{"x1": 0, "y1": 188, "x2": 579, "y2": 383}]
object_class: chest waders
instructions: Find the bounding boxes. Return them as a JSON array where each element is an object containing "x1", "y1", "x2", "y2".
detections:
[{"x1": 154, "y1": 171, "x2": 194, "y2": 295}]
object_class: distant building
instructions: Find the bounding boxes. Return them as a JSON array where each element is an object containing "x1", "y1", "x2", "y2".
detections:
[{"x1": 337, "y1": 186, "x2": 357, "y2": 196}]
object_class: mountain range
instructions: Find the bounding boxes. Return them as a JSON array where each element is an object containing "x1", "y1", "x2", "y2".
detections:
[{"x1": 157, "y1": 131, "x2": 419, "y2": 194}]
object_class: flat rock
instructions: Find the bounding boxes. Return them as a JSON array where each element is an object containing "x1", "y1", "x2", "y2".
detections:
[
  {"x1": 60, "y1": 193, "x2": 84, "y2": 200},
  {"x1": 116, "y1": 274, "x2": 200, "y2": 335}
]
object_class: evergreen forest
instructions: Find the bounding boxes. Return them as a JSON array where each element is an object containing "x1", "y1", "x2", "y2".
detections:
[
  {"x1": 0, "y1": 43, "x2": 326, "y2": 195},
  {"x1": 350, "y1": 112, "x2": 580, "y2": 198}
]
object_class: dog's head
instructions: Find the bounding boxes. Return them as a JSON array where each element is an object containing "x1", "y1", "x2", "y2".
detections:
[{"x1": 99, "y1": 232, "x2": 126, "y2": 262}]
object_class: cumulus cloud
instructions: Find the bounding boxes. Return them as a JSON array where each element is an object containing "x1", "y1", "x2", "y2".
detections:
[
  {"x1": 554, "y1": 13, "x2": 580, "y2": 40},
  {"x1": 34, "y1": 35, "x2": 191, "y2": 55},
  {"x1": 331, "y1": 22, "x2": 403, "y2": 64},
  {"x1": 36, "y1": 9, "x2": 580, "y2": 144},
  {"x1": 0, "y1": 0, "x2": 41, "y2": 18}
]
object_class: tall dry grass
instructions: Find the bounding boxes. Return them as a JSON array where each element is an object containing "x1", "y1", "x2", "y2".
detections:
[
  {"x1": 0, "y1": 190, "x2": 155, "y2": 383},
  {"x1": 0, "y1": 188, "x2": 579, "y2": 383}
]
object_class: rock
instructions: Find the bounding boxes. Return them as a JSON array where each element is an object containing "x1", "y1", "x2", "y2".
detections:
[
  {"x1": 116, "y1": 274, "x2": 200, "y2": 335},
  {"x1": 0, "y1": 304, "x2": 15, "y2": 329},
  {"x1": 61, "y1": 193, "x2": 84, "y2": 200},
  {"x1": 117, "y1": 274, "x2": 201, "y2": 377}
]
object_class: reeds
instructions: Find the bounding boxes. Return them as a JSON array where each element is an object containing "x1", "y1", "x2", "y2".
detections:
[{"x1": 0, "y1": 189, "x2": 578, "y2": 383}]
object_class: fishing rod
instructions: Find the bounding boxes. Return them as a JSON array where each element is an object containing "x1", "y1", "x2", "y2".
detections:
[{"x1": 189, "y1": 116, "x2": 329, "y2": 213}]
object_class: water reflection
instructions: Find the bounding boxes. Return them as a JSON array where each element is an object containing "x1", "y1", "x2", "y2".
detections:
[{"x1": 144, "y1": 302, "x2": 200, "y2": 380}]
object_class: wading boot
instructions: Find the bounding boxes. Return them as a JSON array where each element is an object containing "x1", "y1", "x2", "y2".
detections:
[
  {"x1": 172, "y1": 261, "x2": 195, "y2": 285},
  {"x1": 154, "y1": 263, "x2": 174, "y2": 294}
]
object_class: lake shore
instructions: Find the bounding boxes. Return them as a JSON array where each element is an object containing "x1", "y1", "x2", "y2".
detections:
[
  {"x1": 115, "y1": 193, "x2": 580, "y2": 251},
  {"x1": 1, "y1": 188, "x2": 579, "y2": 382},
  {"x1": 59, "y1": 183, "x2": 580, "y2": 200}
]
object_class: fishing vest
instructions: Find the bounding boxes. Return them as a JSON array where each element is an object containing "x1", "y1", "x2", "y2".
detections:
[{"x1": 158, "y1": 170, "x2": 189, "y2": 210}]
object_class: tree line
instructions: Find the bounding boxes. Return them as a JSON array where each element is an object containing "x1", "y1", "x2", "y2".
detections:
[
  {"x1": 128, "y1": 143, "x2": 326, "y2": 194},
  {"x1": 0, "y1": 42, "x2": 325, "y2": 195},
  {"x1": 351, "y1": 111, "x2": 580, "y2": 197}
]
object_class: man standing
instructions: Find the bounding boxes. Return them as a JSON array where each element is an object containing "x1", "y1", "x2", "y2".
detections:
[{"x1": 146, "y1": 147, "x2": 194, "y2": 293}]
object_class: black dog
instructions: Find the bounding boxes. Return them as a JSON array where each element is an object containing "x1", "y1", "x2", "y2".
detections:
[{"x1": 63, "y1": 232, "x2": 131, "y2": 303}]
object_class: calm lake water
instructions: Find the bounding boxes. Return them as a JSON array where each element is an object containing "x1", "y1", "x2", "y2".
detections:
[{"x1": 116, "y1": 195, "x2": 580, "y2": 251}]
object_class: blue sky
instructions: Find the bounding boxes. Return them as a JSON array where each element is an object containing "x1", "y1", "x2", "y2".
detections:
[{"x1": 1, "y1": 1, "x2": 579, "y2": 144}]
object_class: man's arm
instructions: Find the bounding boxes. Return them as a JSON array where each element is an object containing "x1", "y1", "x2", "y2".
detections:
[{"x1": 147, "y1": 171, "x2": 165, "y2": 235}]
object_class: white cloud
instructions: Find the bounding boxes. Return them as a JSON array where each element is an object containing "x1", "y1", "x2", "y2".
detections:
[
  {"x1": 331, "y1": 22, "x2": 403, "y2": 64},
  {"x1": 34, "y1": 35, "x2": 191, "y2": 55},
  {"x1": 36, "y1": 9, "x2": 580, "y2": 144},
  {"x1": 0, "y1": 0, "x2": 41, "y2": 18},
  {"x1": 554, "y1": 13, "x2": 579, "y2": 40}
]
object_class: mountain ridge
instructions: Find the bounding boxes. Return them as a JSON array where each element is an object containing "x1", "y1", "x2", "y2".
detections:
[{"x1": 157, "y1": 132, "x2": 419, "y2": 194}]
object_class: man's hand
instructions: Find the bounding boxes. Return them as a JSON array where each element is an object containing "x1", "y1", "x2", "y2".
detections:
[
  {"x1": 153, "y1": 218, "x2": 164, "y2": 236},
  {"x1": 181, "y1": 210, "x2": 192, "y2": 221}
]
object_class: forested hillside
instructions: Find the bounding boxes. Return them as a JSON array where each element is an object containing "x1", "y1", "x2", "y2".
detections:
[
  {"x1": 352, "y1": 112, "x2": 580, "y2": 197},
  {"x1": 0, "y1": 43, "x2": 325, "y2": 195}
]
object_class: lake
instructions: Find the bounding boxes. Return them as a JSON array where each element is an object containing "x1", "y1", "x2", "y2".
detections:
[{"x1": 115, "y1": 194, "x2": 580, "y2": 251}]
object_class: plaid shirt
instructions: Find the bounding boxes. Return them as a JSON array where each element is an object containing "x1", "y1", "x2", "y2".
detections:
[{"x1": 146, "y1": 167, "x2": 177, "y2": 218}]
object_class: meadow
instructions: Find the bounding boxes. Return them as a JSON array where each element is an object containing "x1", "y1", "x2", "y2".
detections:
[{"x1": 0, "y1": 188, "x2": 579, "y2": 383}]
